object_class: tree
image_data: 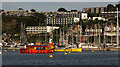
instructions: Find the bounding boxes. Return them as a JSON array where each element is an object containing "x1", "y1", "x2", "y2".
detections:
[
  {"x1": 57, "y1": 8, "x2": 67, "y2": 12},
  {"x1": 116, "y1": 3, "x2": 120, "y2": 11},
  {"x1": 71, "y1": 10, "x2": 78, "y2": 12},
  {"x1": 31, "y1": 9, "x2": 36, "y2": 12},
  {"x1": 32, "y1": 12, "x2": 46, "y2": 26},
  {"x1": 18, "y1": 8, "x2": 24, "y2": 10},
  {"x1": 26, "y1": 10, "x2": 29, "y2": 13},
  {"x1": 2, "y1": 19, "x2": 18, "y2": 34},
  {"x1": 88, "y1": 13, "x2": 98, "y2": 17},
  {"x1": 107, "y1": 4, "x2": 115, "y2": 11}
]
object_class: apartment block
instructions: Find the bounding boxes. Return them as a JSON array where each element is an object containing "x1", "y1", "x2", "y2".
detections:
[
  {"x1": 99, "y1": 11, "x2": 120, "y2": 19},
  {"x1": 26, "y1": 26, "x2": 59, "y2": 34},
  {"x1": 45, "y1": 11, "x2": 87, "y2": 25},
  {"x1": 83, "y1": 7, "x2": 107, "y2": 13}
]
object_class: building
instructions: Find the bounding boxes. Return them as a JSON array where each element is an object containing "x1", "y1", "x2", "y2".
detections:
[
  {"x1": 83, "y1": 7, "x2": 107, "y2": 14},
  {"x1": 91, "y1": 17, "x2": 107, "y2": 21},
  {"x1": 104, "y1": 25, "x2": 120, "y2": 44},
  {"x1": 45, "y1": 11, "x2": 87, "y2": 25},
  {"x1": 99, "y1": 11, "x2": 120, "y2": 19},
  {"x1": 83, "y1": 25, "x2": 103, "y2": 43},
  {"x1": 26, "y1": 26, "x2": 59, "y2": 34},
  {"x1": 84, "y1": 27, "x2": 102, "y2": 36}
]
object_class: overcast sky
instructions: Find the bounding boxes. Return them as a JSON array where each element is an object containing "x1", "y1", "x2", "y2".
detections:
[
  {"x1": 2, "y1": 2, "x2": 117, "y2": 12},
  {"x1": 1, "y1": 0, "x2": 119, "y2": 12},
  {"x1": 1, "y1": 0, "x2": 120, "y2": 2}
]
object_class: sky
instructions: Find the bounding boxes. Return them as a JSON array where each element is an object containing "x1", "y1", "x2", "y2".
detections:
[
  {"x1": 2, "y1": 2, "x2": 118, "y2": 12},
  {"x1": 0, "y1": 0, "x2": 119, "y2": 12},
  {"x1": 1, "y1": 0, "x2": 120, "y2": 2}
]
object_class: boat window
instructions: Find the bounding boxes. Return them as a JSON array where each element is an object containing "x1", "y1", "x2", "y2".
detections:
[
  {"x1": 36, "y1": 47, "x2": 45, "y2": 50},
  {"x1": 27, "y1": 47, "x2": 34, "y2": 49},
  {"x1": 22, "y1": 49, "x2": 25, "y2": 51}
]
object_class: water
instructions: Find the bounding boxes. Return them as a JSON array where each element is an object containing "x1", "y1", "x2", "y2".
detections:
[{"x1": 1, "y1": 50, "x2": 119, "y2": 65}]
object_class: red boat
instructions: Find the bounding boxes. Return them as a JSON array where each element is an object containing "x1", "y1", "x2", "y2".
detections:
[{"x1": 20, "y1": 43, "x2": 54, "y2": 54}]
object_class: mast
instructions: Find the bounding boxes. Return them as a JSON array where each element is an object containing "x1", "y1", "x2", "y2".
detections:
[
  {"x1": 98, "y1": 23, "x2": 101, "y2": 48},
  {"x1": 117, "y1": 8, "x2": 119, "y2": 46},
  {"x1": 72, "y1": 24, "x2": 74, "y2": 46},
  {"x1": 49, "y1": 15, "x2": 53, "y2": 43},
  {"x1": 20, "y1": 23, "x2": 26, "y2": 45},
  {"x1": 63, "y1": 24, "x2": 64, "y2": 45},
  {"x1": 104, "y1": 24, "x2": 106, "y2": 45},
  {"x1": 66, "y1": 23, "x2": 68, "y2": 46},
  {"x1": 96, "y1": 24, "x2": 98, "y2": 47},
  {"x1": 60, "y1": 28, "x2": 62, "y2": 45},
  {"x1": 39, "y1": 19, "x2": 40, "y2": 43},
  {"x1": 87, "y1": 25, "x2": 89, "y2": 46},
  {"x1": 20, "y1": 23, "x2": 23, "y2": 44},
  {"x1": 45, "y1": 17, "x2": 47, "y2": 44},
  {"x1": 80, "y1": 22, "x2": 82, "y2": 43},
  {"x1": 94, "y1": 24, "x2": 96, "y2": 45},
  {"x1": 111, "y1": 23, "x2": 113, "y2": 45},
  {"x1": 20, "y1": 23, "x2": 22, "y2": 44},
  {"x1": 76, "y1": 25, "x2": 78, "y2": 46},
  {"x1": 24, "y1": 23, "x2": 26, "y2": 43}
]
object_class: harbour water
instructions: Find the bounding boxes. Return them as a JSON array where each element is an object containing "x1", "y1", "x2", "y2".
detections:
[{"x1": 1, "y1": 50, "x2": 119, "y2": 65}]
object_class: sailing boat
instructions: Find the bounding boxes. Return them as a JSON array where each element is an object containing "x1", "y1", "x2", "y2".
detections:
[{"x1": 55, "y1": 21, "x2": 82, "y2": 52}]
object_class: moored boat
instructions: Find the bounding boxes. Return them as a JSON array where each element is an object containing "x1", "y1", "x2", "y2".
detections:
[
  {"x1": 20, "y1": 43, "x2": 54, "y2": 54},
  {"x1": 55, "y1": 45, "x2": 82, "y2": 52},
  {"x1": 54, "y1": 48, "x2": 82, "y2": 52}
]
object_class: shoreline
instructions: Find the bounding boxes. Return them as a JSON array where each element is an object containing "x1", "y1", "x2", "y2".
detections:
[{"x1": 2, "y1": 47, "x2": 120, "y2": 51}]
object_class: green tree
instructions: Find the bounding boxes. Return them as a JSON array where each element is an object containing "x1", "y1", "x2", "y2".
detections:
[
  {"x1": 107, "y1": 4, "x2": 115, "y2": 11},
  {"x1": 26, "y1": 10, "x2": 29, "y2": 13},
  {"x1": 88, "y1": 13, "x2": 98, "y2": 17},
  {"x1": 32, "y1": 12, "x2": 46, "y2": 26},
  {"x1": 116, "y1": 3, "x2": 120, "y2": 11},
  {"x1": 31, "y1": 9, "x2": 36, "y2": 12},
  {"x1": 71, "y1": 10, "x2": 78, "y2": 12},
  {"x1": 57, "y1": 7, "x2": 67, "y2": 12},
  {"x1": 18, "y1": 8, "x2": 24, "y2": 10}
]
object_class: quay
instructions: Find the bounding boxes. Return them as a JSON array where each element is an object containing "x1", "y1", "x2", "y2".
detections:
[
  {"x1": 2, "y1": 47, "x2": 120, "y2": 51},
  {"x1": 2, "y1": 47, "x2": 20, "y2": 50},
  {"x1": 82, "y1": 48, "x2": 120, "y2": 51}
]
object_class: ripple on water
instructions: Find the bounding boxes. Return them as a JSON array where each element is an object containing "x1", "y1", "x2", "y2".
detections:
[{"x1": 2, "y1": 50, "x2": 119, "y2": 65}]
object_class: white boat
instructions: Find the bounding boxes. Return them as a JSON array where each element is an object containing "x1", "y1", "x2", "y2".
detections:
[{"x1": 80, "y1": 43, "x2": 98, "y2": 48}]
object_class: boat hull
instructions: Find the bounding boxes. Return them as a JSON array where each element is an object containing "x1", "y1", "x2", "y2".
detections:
[
  {"x1": 55, "y1": 48, "x2": 82, "y2": 52},
  {"x1": 20, "y1": 49, "x2": 54, "y2": 54}
]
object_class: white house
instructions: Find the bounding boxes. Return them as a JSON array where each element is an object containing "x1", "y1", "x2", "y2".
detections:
[{"x1": 81, "y1": 13, "x2": 88, "y2": 20}]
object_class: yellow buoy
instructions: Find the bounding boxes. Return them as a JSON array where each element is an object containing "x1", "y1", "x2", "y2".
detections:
[
  {"x1": 68, "y1": 52, "x2": 71, "y2": 53},
  {"x1": 4, "y1": 50, "x2": 7, "y2": 52},
  {"x1": 64, "y1": 53, "x2": 67, "y2": 55},
  {"x1": 0, "y1": 51, "x2": 1, "y2": 54},
  {"x1": 92, "y1": 51, "x2": 94, "y2": 52},
  {"x1": 49, "y1": 55, "x2": 53, "y2": 58},
  {"x1": 97, "y1": 48, "x2": 100, "y2": 51},
  {"x1": 13, "y1": 50, "x2": 15, "y2": 51}
]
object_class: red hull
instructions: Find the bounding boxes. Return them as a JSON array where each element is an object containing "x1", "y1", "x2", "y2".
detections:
[{"x1": 20, "y1": 49, "x2": 54, "y2": 54}]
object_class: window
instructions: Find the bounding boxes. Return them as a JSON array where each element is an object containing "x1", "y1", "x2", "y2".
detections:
[
  {"x1": 94, "y1": 8, "x2": 96, "y2": 13},
  {"x1": 99, "y1": 8, "x2": 101, "y2": 13},
  {"x1": 36, "y1": 47, "x2": 45, "y2": 50}
]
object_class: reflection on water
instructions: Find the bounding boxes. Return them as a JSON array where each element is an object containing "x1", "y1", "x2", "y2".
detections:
[{"x1": 2, "y1": 50, "x2": 118, "y2": 65}]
